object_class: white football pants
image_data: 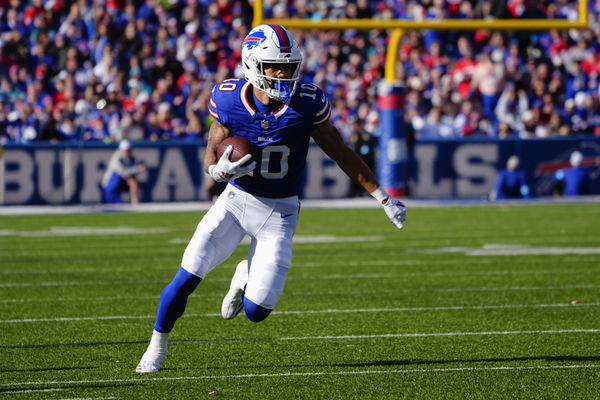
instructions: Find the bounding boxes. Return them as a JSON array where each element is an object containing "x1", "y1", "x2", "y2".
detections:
[{"x1": 181, "y1": 183, "x2": 299, "y2": 309}]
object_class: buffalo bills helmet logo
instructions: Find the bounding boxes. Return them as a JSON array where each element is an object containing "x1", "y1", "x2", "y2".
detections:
[{"x1": 243, "y1": 31, "x2": 267, "y2": 50}]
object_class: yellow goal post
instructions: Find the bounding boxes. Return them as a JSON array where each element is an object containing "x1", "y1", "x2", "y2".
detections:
[
  {"x1": 253, "y1": 0, "x2": 589, "y2": 82},
  {"x1": 251, "y1": 0, "x2": 589, "y2": 196}
]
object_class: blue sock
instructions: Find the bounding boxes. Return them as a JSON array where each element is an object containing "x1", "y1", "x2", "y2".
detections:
[
  {"x1": 154, "y1": 267, "x2": 202, "y2": 333},
  {"x1": 243, "y1": 297, "x2": 272, "y2": 322}
]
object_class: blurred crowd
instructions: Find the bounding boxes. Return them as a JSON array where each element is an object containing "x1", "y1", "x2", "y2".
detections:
[{"x1": 0, "y1": 0, "x2": 599, "y2": 145}]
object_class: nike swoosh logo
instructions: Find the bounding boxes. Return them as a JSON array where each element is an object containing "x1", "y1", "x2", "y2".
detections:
[{"x1": 280, "y1": 213, "x2": 294, "y2": 218}]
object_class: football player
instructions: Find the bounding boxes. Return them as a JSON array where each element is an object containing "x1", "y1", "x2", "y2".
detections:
[{"x1": 136, "y1": 24, "x2": 407, "y2": 373}]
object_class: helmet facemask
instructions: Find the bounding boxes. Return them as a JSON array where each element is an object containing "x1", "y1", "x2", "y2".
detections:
[{"x1": 253, "y1": 61, "x2": 301, "y2": 103}]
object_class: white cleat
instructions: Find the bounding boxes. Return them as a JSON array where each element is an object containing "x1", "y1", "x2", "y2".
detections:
[
  {"x1": 136, "y1": 352, "x2": 166, "y2": 373},
  {"x1": 221, "y1": 260, "x2": 249, "y2": 319}
]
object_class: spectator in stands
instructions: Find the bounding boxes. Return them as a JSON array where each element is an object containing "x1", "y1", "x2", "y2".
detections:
[
  {"x1": 491, "y1": 155, "x2": 530, "y2": 200},
  {"x1": 101, "y1": 139, "x2": 146, "y2": 204},
  {"x1": 495, "y1": 83, "x2": 529, "y2": 136},
  {"x1": 471, "y1": 47, "x2": 505, "y2": 122},
  {"x1": 553, "y1": 150, "x2": 590, "y2": 196},
  {"x1": 0, "y1": 0, "x2": 597, "y2": 148},
  {"x1": 413, "y1": 106, "x2": 454, "y2": 139},
  {"x1": 452, "y1": 100, "x2": 480, "y2": 137}
]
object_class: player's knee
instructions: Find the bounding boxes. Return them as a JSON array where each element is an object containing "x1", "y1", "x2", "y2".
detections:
[
  {"x1": 243, "y1": 297, "x2": 272, "y2": 322},
  {"x1": 169, "y1": 267, "x2": 202, "y2": 295}
]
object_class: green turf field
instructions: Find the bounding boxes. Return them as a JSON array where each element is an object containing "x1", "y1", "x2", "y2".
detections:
[{"x1": 1, "y1": 203, "x2": 599, "y2": 399}]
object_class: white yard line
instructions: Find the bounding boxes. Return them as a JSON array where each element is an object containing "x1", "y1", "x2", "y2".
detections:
[
  {"x1": 0, "y1": 295, "x2": 161, "y2": 303},
  {"x1": 290, "y1": 285, "x2": 600, "y2": 296},
  {"x1": 3, "y1": 266, "x2": 593, "y2": 289},
  {"x1": 0, "y1": 259, "x2": 474, "y2": 277},
  {"x1": 417, "y1": 244, "x2": 600, "y2": 256},
  {"x1": 0, "y1": 388, "x2": 65, "y2": 394},
  {"x1": 311, "y1": 268, "x2": 589, "y2": 280},
  {"x1": 2, "y1": 328, "x2": 598, "y2": 350},
  {"x1": 271, "y1": 303, "x2": 600, "y2": 315},
  {"x1": 2, "y1": 284, "x2": 596, "y2": 304},
  {"x1": 427, "y1": 284, "x2": 600, "y2": 292},
  {"x1": 0, "y1": 268, "x2": 570, "y2": 288},
  {"x1": 0, "y1": 226, "x2": 170, "y2": 237},
  {"x1": 59, "y1": 398, "x2": 116, "y2": 400},
  {"x1": 1, "y1": 303, "x2": 597, "y2": 324},
  {"x1": 269, "y1": 329, "x2": 600, "y2": 341},
  {"x1": 1, "y1": 254, "x2": 596, "y2": 276},
  {"x1": 229, "y1": 235, "x2": 387, "y2": 245},
  {"x1": 0, "y1": 281, "x2": 171, "y2": 288},
  {"x1": 1, "y1": 364, "x2": 599, "y2": 388}
]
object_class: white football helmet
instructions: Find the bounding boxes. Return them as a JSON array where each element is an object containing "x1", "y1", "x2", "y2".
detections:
[{"x1": 241, "y1": 24, "x2": 303, "y2": 103}]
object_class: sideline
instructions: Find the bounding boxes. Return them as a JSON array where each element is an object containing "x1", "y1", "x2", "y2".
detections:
[{"x1": 1, "y1": 196, "x2": 599, "y2": 216}]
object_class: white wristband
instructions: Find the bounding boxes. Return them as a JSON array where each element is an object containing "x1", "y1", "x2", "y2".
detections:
[
  {"x1": 370, "y1": 187, "x2": 389, "y2": 204},
  {"x1": 207, "y1": 164, "x2": 216, "y2": 178}
]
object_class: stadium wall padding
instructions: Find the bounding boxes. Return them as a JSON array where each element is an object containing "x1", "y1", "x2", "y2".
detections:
[{"x1": 0, "y1": 137, "x2": 599, "y2": 204}]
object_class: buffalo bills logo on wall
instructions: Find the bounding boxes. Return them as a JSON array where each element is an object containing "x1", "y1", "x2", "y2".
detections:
[{"x1": 243, "y1": 31, "x2": 267, "y2": 50}]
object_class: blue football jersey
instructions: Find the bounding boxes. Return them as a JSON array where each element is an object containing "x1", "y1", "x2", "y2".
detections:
[{"x1": 209, "y1": 78, "x2": 331, "y2": 198}]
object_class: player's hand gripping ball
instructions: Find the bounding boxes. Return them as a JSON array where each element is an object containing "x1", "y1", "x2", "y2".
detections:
[
  {"x1": 217, "y1": 136, "x2": 257, "y2": 166},
  {"x1": 210, "y1": 137, "x2": 258, "y2": 182}
]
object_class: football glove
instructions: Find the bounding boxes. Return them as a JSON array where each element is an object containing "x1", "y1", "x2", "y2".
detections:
[
  {"x1": 382, "y1": 197, "x2": 407, "y2": 230},
  {"x1": 208, "y1": 145, "x2": 256, "y2": 182}
]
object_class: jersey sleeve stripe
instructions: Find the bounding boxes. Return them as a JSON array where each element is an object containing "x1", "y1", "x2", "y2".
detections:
[
  {"x1": 313, "y1": 108, "x2": 331, "y2": 125},
  {"x1": 315, "y1": 100, "x2": 330, "y2": 118},
  {"x1": 208, "y1": 97, "x2": 218, "y2": 119}
]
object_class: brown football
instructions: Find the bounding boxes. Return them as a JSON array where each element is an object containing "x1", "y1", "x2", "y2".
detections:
[{"x1": 217, "y1": 136, "x2": 257, "y2": 166}]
